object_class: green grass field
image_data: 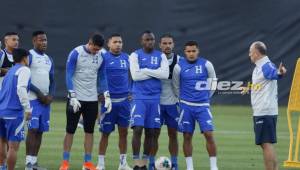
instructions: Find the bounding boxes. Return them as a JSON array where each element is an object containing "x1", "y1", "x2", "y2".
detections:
[{"x1": 13, "y1": 102, "x2": 298, "y2": 170}]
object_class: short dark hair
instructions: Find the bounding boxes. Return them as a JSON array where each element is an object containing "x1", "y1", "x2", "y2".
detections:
[
  {"x1": 184, "y1": 41, "x2": 199, "y2": 48},
  {"x1": 90, "y1": 34, "x2": 104, "y2": 47},
  {"x1": 32, "y1": 30, "x2": 46, "y2": 37},
  {"x1": 13, "y1": 48, "x2": 29, "y2": 63},
  {"x1": 160, "y1": 33, "x2": 174, "y2": 42},
  {"x1": 254, "y1": 42, "x2": 267, "y2": 55},
  {"x1": 141, "y1": 30, "x2": 153, "y2": 36},
  {"x1": 107, "y1": 33, "x2": 121, "y2": 40},
  {"x1": 3, "y1": 32, "x2": 18, "y2": 39}
]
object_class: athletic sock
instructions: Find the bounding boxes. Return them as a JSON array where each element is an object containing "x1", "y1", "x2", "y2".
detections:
[
  {"x1": 185, "y1": 157, "x2": 194, "y2": 170},
  {"x1": 63, "y1": 151, "x2": 70, "y2": 161},
  {"x1": 84, "y1": 153, "x2": 92, "y2": 162},
  {"x1": 98, "y1": 155, "x2": 105, "y2": 167},
  {"x1": 148, "y1": 156, "x2": 155, "y2": 168},
  {"x1": 0, "y1": 165, "x2": 6, "y2": 170},
  {"x1": 119, "y1": 154, "x2": 127, "y2": 166},
  {"x1": 209, "y1": 157, "x2": 218, "y2": 170},
  {"x1": 31, "y1": 156, "x2": 37, "y2": 165},
  {"x1": 171, "y1": 156, "x2": 178, "y2": 166},
  {"x1": 26, "y1": 155, "x2": 32, "y2": 165}
]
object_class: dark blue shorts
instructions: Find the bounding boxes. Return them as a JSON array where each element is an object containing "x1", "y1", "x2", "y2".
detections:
[
  {"x1": 0, "y1": 117, "x2": 25, "y2": 142},
  {"x1": 253, "y1": 115, "x2": 277, "y2": 145},
  {"x1": 160, "y1": 104, "x2": 179, "y2": 129},
  {"x1": 28, "y1": 99, "x2": 51, "y2": 132},
  {"x1": 178, "y1": 103, "x2": 214, "y2": 133},
  {"x1": 99, "y1": 99, "x2": 131, "y2": 133},
  {"x1": 130, "y1": 99, "x2": 161, "y2": 129}
]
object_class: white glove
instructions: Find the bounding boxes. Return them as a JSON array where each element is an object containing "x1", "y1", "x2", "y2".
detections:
[
  {"x1": 103, "y1": 91, "x2": 112, "y2": 114},
  {"x1": 69, "y1": 91, "x2": 81, "y2": 113}
]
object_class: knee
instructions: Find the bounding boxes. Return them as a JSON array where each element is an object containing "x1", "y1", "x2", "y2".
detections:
[
  {"x1": 168, "y1": 129, "x2": 177, "y2": 139},
  {"x1": 183, "y1": 133, "x2": 193, "y2": 142},
  {"x1": 101, "y1": 133, "x2": 110, "y2": 139},
  {"x1": 204, "y1": 132, "x2": 215, "y2": 143},
  {"x1": 133, "y1": 126, "x2": 143, "y2": 137}
]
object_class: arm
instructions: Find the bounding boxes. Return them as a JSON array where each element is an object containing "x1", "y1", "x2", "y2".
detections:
[
  {"x1": 0, "y1": 51, "x2": 7, "y2": 77},
  {"x1": 97, "y1": 57, "x2": 108, "y2": 94},
  {"x1": 172, "y1": 64, "x2": 181, "y2": 98},
  {"x1": 143, "y1": 53, "x2": 169, "y2": 79},
  {"x1": 129, "y1": 52, "x2": 151, "y2": 81},
  {"x1": 206, "y1": 61, "x2": 218, "y2": 97},
  {"x1": 262, "y1": 62, "x2": 282, "y2": 80},
  {"x1": 16, "y1": 67, "x2": 31, "y2": 112},
  {"x1": 66, "y1": 50, "x2": 79, "y2": 93},
  {"x1": 49, "y1": 57, "x2": 55, "y2": 96}
]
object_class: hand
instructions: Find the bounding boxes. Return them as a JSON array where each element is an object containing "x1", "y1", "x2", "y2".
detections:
[
  {"x1": 278, "y1": 62, "x2": 287, "y2": 76},
  {"x1": 103, "y1": 91, "x2": 112, "y2": 114},
  {"x1": 44, "y1": 95, "x2": 53, "y2": 105},
  {"x1": 240, "y1": 86, "x2": 250, "y2": 95},
  {"x1": 25, "y1": 111, "x2": 32, "y2": 121},
  {"x1": 69, "y1": 97, "x2": 81, "y2": 113},
  {"x1": 128, "y1": 93, "x2": 132, "y2": 101},
  {"x1": 0, "y1": 68, "x2": 9, "y2": 76},
  {"x1": 98, "y1": 94, "x2": 105, "y2": 102}
]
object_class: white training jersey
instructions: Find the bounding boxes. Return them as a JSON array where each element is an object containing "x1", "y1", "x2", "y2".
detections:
[
  {"x1": 28, "y1": 49, "x2": 53, "y2": 100},
  {"x1": 251, "y1": 56, "x2": 279, "y2": 116},
  {"x1": 160, "y1": 54, "x2": 180, "y2": 105}
]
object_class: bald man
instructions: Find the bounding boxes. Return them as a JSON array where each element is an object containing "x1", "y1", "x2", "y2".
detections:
[{"x1": 244, "y1": 41, "x2": 287, "y2": 170}]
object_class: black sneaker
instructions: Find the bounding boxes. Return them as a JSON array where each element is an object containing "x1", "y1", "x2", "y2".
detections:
[
  {"x1": 140, "y1": 166, "x2": 147, "y2": 170},
  {"x1": 32, "y1": 163, "x2": 47, "y2": 170},
  {"x1": 133, "y1": 166, "x2": 140, "y2": 170}
]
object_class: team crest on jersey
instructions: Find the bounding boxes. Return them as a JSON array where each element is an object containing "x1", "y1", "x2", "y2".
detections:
[
  {"x1": 92, "y1": 56, "x2": 98, "y2": 64},
  {"x1": 120, "y1": 59, "x2": 127, "y2": 68},
  {"x1": 195, "y1": 65, "x2": 203, "y2": 74},
  {"x1": 151, "y1": 56, "x2": 158, "y2": 65}
]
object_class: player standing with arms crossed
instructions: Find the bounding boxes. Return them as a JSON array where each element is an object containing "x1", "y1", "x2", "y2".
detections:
[
  {"x1": 97, "y1": 34, "x2": 132, "y2": 170},
  {"x1": 0, "y1": 48, "x2": 32, "y2": 170},
  {"x1": 173, "y1": 41, "x2": 218, "y2": 170},
  {"x1": 243, "y1": 41, "x2": 287, "y2": 170},
  {"x1": 130, "y1": 30, "x2": 169, "y2": 170},
  {"x1": 0, "y1": 32, "x2": 19, "y2": 89},
  {"x1": 59, "y1": 34, "x2": 112, "y2": 170},
  {"x1": 25, "y1": 31, "x2": 55, "y2": 170},
  {"x1": 148, "y1": 34, "x2": 180, "y2": 170}
]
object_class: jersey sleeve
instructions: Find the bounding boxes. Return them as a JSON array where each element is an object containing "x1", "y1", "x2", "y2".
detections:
[
  {"x1": 129, "y1": 52, "x2": 151, "y2": 81},
  {"x1": 97, "y1": 56, "x2": 108, "y2": 93},
  {"x1": 172, "y1": 64, "x2": 181, "y2": 98},
  {"x1": 65, "y1": 50, "x2": 79, "y2": 92},
  {"x1": 0, "y1": 50, "x2": 4, "y2": 68},
  {"x1": 16, "y1": 67, "x2": 31, "y2": 112},
  {"x1": 142, "y1": 53, "x2": 169, "y2": 79},
  {"x1": 49, "y1": 56, "x2": 55, "y2": 96},
  {"x1": 205, "y1": 60, "x2": 217, "y2": 97},
  {"x1": 28, "y1": 53, "x2": 33, "y2": 66},
  {"x1": 262, "y1": 62, "x2": 281, "y2": 80}
]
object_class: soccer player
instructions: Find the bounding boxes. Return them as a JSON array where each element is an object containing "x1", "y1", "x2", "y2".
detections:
[
  {"x1": 0, "y1": 32, "x2": 19, "y2": 89},
  {"x1": 96, "y1": 34, "x2": 132, "y2": 170},
  {"x1": 130, "y1": 30, "x2": 169, "y2": 170},
  {"x1": 246, "y1": 41, "x2": 286, "y2": 170},
  {"x1": 172, "y1": 41, "x2": 218, "y2": 170},
  {"x1": 149, "y1": 34, "x2": 180, "y2": 170},
  {"x1": 0, "y1": 48, "x2": 31, "y2": 170},
  {"x1": 25, "y1": 31, "x2": 55, "y2": 170},
  {"x1": 59, "y1": 34, "x2": 112, "y2": 170}
]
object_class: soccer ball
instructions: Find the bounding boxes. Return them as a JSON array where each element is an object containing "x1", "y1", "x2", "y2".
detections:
[{"x1": 155, "y1": 156, "x2": 172, "y2": 170}]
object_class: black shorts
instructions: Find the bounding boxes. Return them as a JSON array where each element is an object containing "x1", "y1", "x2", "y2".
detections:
[
  {"x1": 66, "y1": 99, "x2": 98, "y2": 134},
  {"x1": 253, "y1": 115, "x2": 277, "y2": 145}
]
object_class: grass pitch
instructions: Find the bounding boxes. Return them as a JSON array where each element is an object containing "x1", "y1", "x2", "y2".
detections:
[{"x1": 14, "y1": 102, "x2": 296, "y2": 170}]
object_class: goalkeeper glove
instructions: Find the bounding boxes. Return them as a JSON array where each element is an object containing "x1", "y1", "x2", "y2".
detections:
[{"x1": 68, "y1": 91, "x2": 81, "y2": 113}]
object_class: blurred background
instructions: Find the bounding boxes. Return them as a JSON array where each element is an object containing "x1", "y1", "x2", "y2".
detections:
[{"x1": 1, "y1": 0, "x2": 300, "y2": 105}]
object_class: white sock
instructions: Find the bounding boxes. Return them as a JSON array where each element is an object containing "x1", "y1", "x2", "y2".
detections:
[
  {"x1": 31, "y1": 156, "x2": 37, "y2": 164},
  {"x1": 98, "y1": 155, "x2": 105, "y2": 167},
  {"x1": 209, "y1": 157, "x2": 218, "y2": 170},
  {"x1": 120, "y1": 154, "x2": 127, "y2": 166},
  {"x1": 25, "y1": 155, "x2": 32, "y2": 165},
  {"x1": 185, "y1": 157, "x2": 194, "y2": 170}
]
